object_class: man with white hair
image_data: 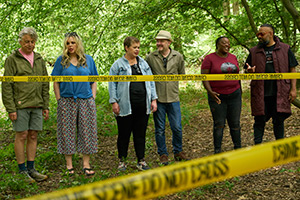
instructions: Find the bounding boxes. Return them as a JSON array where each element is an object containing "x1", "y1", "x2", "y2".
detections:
[{"x1": 2, "y1": 27, "x2": 49, "y2": 182}]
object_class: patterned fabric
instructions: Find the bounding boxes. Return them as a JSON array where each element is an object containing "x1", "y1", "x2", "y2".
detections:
[{"x1": 57, "y1": 97, "x2": 98, "y2": 154}]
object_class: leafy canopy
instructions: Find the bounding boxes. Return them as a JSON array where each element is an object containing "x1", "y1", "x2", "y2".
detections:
[{"x1": 0, "y1": 0, "x2": 299, "y2": 72}]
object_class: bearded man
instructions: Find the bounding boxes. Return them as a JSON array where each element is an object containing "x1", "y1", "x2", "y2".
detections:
[{"x1": 244, "y1": 24, "x2": 298, "y2": 144}]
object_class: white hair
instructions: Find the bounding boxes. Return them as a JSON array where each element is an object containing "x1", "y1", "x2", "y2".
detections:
[{"x1": 18, "y1": 27, "x2": 38, "y2": 42}]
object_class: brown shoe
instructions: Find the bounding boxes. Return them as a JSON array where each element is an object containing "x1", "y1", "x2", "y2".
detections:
[
  {"x1": 174, "y1": 152, "x2": 190, "y2": 161},
  {"x1": 19, "y1": 170, "x2": 35, "y2": 183},
  {"x1": 159, "y1": 154, "x2": 169, "y2": 165},
  {"x1": 28, "y1": 168, "x2": 48, "y2": 182}
]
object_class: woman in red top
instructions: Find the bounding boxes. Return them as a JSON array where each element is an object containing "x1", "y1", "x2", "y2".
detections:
[{"x1": 201, "y1": 36, "x2": 242, "y2": 154}]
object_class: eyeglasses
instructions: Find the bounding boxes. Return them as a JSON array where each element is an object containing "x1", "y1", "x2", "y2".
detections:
[
  {"x1": 132, "y1": 64, "x2": 141, "y2": 74},
  {"x1": 163, "y1": 57, "x2": 167, "y2": 68},
  {"x1": 65, "y1": 32, "x2": 79, "y2": 38},
  {"x1": 256, "y1": 32, "x2": 268, "y2": 37}
]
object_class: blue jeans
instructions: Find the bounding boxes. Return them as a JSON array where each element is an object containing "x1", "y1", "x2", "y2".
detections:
[
  {"x1": 154, "y1": 101, "x2": 183, "y2": 156},
  {"x1": 208, "y1": 88, "x2": 241, "y2": 153}
]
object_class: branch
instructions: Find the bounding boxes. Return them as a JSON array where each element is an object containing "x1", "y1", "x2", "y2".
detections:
[
  {"x1": 199, "y1": 48, "x2": 211, "y2": 62},
  {"x1": 280, "y1": 0, "x2": 300, "y2": 31},
  {"x1": 292, "y1": 98, "x2": 300, "y2": 108},
  {"x1": 241, "y1": 0, "x2": 257, "y2": 35},
  {"x1": 71, "y1": 2, "x2": 105, "y2": 33},
  {"x1": 92, "y1": 0, "x2": 125, "y2": 56},
  {"x1": 273, "y1": 0, "x2": 289, "y2": 43},
  {"x1": 0, "y1": 0, "x2": 28, "y2": 26},
  {"x1": 291, "y1": 21, "x2": 298, "y2": 51},
  {"x1": 182, "y1": 2, "x2": 249, "y2": 50}
]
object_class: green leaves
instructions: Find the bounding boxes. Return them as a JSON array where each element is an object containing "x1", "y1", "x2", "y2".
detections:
[{"x1": 0, "y1": 0, "x2": 299, "y2": 72}]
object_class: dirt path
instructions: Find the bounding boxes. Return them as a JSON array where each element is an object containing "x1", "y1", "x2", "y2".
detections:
[{"x1": 0, "y1": 95, "x2": 299, "y2": 199}]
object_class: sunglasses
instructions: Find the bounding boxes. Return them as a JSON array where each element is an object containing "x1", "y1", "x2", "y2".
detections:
[
  {"x1": 163, "y1": 57, "x2": 167, "y2": 68},
  {"x1": 132, "y1": 64, "x2": 141, "y2": 74},
  {"x1": 65, "y1": 32, "x2": 79, "y2": 37},
  {"x1": 256, "y1": 32, "x2": 268, "y2": 37}
]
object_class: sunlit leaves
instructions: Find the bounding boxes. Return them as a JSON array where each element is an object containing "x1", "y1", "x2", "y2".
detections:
[{"x1": 0, "y1": 0, "x2": 299, "y2": 73}]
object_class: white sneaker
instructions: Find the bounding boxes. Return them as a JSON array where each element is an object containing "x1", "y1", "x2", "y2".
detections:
[
  {"x1": 118, "y1": 161, "x2": 127, "y2": 171},
  {"x1": 137, "y1": 160, "x2": 150, "y2": 171}
]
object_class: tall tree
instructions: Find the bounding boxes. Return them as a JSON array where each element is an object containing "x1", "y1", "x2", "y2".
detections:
[
  {"x1": 0, "y1": 0, "x2": 299, "y2": 72},
  {"x1": 281, "y1": 0, "x2": 300, "y2": 31},
  {"x1": 241, "y1": 0, "x2": 257, "y2": 34},
  {"x1": 233, "y1": 0, "x2": 239, "y2": 15},
  {"x1": 223, "y1": 0, "x2": 230, "y2": 17}
]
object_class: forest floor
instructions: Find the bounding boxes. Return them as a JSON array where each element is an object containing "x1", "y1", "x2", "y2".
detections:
[{"x1": 0, "y1": 87, "x2": 299, "y2": 200}]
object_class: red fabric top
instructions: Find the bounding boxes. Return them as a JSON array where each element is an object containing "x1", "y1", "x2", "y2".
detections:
[{"x1": 201, "y1": 52, "x2": 240, "y2": 94}]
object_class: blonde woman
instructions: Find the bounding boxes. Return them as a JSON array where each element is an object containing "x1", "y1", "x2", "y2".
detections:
[{"x1": 51, "y1": 32, "x2": 98, "y2": 176}]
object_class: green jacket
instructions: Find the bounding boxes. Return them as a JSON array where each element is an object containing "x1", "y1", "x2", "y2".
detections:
[
  {"x1": 146, "y1": 49, "x2": 185, "y2": 103},
  {"x1": 2, "y1": 50, "x2": 49, "y2": 113}
]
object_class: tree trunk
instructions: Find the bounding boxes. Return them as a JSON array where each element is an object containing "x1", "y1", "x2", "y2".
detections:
[
  {"x1": 292, "y1": 98, "x2": 300, "y2": 109},
  {"x1": 223, "y1": 1, "x2": 230, "y2": 16},
  {"x1": 281, "y1": 0, "x2": 300, "y2": 31},
  {"x1": 223, "y1": 0, "x2": 230, "y2": 21},
  {"x1": 233, "y1": 0, "x2": 239, "y2": 15},
  {"x1": 241, "y1": 0, "x2": 257, "y2": 34},
  {"x1": 273, "y1": 0, "x2": 290, "y2": 44}
]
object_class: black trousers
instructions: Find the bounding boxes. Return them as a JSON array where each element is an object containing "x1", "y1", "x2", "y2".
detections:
[
  {"x1": 253, "y1": 96, "x2": 290, "y2": 144},
  {"x1": 116, "y1": 102, "x2": 149, "y2": 162}
]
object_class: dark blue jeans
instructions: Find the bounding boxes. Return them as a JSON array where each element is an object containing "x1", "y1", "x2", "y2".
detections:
[
  {"x1": 208, "y1": 88, "x2": 242, "y2": 153},
  {"x1": 153, "y1": 101, "x2": 183, "y2": 156},
  {"x1": 253, "y1": 96, "x2": 290, "y2": 144}
]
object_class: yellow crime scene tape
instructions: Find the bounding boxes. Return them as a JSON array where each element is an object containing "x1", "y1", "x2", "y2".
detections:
[
  {"x1": 0, "y1": 73, "x2": 300, "y2": 82},
  {"x1": 25, "y1": 135, "x2": 300, "y2": 200}
]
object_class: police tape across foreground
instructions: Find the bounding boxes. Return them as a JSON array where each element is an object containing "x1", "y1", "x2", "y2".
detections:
[
  {"x1": 25, "y1": 135, "x2": 300, "y2": 200},
  {"x1": 0, "y1": 73, "x2": 300, "y2": 82}
]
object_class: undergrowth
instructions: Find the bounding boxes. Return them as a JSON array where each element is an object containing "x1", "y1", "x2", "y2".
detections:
[{"x1": 0, "y1": 82, "x2": 298, "y2": 200}]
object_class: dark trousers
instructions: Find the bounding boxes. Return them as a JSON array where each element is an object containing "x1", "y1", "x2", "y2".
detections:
[
  {"x1": 116, "y1": 102, "x2": 149, "y2": 162},
  {"x1": 253, "y1": 96, "x2": 290, "y2": 144},
  {"x1": 208, "y1": 88, "x2": 242, "y2": 153}
]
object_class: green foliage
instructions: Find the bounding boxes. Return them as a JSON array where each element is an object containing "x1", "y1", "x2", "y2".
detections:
[
  {"x1": 190, "y1": 188, "x2": 205, "y2": 197},
  {"x1": 36, "y1": 147, "x2": 61, "y2": 170},
  {"x1": 95, "y1": 83, "x2": 118, "y2": 136},
  {"x1": 0, "y1": 143, "x2": 15, "y2": 161},
  {"x1": 1, "y1": 0, "x2": 299, "y2": 74},
  {"x1": 0, "y1": 111, "x2": 12, "y2": 133},
  {"x1": 43, "y1": 85, "x2": 58, "y2": 133},
  {"x1": 0, "y1": 1, "x2": 299, "y2": 199},
  {"x1": 279, "y1": 168, "x2": 297, "y2": 173},
  {"x1": 0, "y1": 173, "x2": 38, "y2": 194},
  {"x1": 224, "y1": 180, "x2": 235, "y2": 190},
  {"x1": 180, "y1": 82, "x2": 209, "y2": 110}
]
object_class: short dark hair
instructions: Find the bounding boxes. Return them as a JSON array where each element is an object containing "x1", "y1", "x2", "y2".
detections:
[
  {"x1": 124, "y1": 36, "x2": 140, "y2": 51},
  {"x1": 215, "y1": 36, "x2": 228, "y2": 49},
  {"x1": 260, "y1": 24, "x2": 275, "y2": 34}
]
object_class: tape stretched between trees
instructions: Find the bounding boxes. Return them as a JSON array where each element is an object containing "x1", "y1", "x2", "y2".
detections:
[
  {"x1": 25, "y1": 135, "x2": 300, "y2": 200},
  {"x1": 0, "y1": 73, "x2": 299, "y2": 82}
]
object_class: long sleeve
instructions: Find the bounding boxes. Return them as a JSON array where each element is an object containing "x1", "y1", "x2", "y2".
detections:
[{"x1": 2, "y1": 57, "x2": 17, "y2": 113}]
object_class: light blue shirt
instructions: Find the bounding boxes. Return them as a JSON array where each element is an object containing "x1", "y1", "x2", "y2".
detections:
[
  {"x1": 109, "y1": 55, "x2": 157, "y2": 116},
  {"x1": 51, "y1": 54, "x2": 98, "y2": 99}
]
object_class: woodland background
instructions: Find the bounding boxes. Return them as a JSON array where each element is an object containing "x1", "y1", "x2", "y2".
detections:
[
  {"x1": 0, "y1": 0, "x2": 299, "y2": 71},
  {"x1": 0, "y1": 0, "x2": 299, "y2": 199}
]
